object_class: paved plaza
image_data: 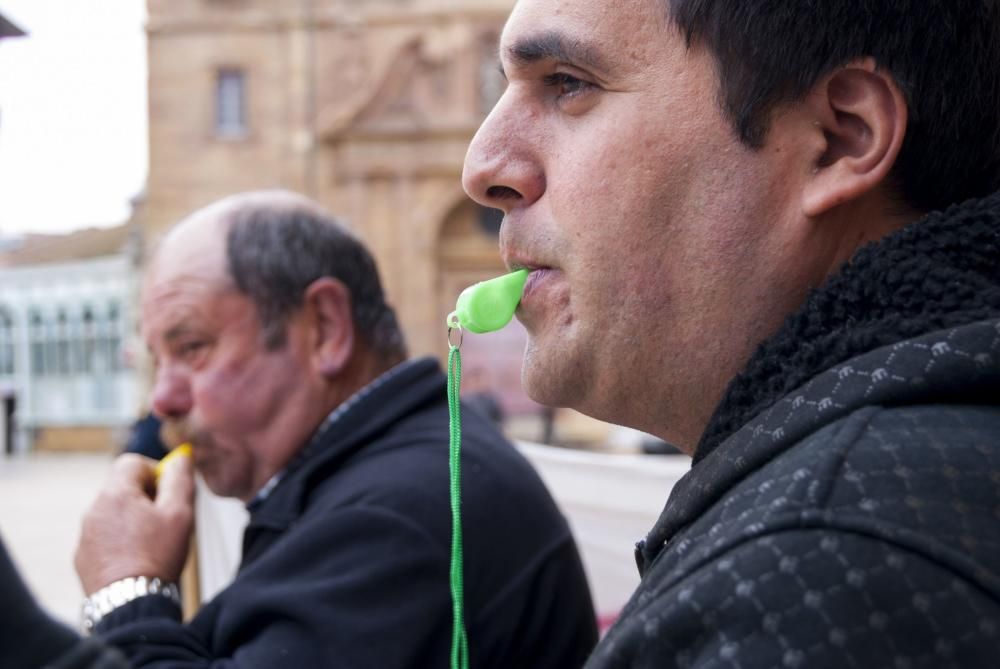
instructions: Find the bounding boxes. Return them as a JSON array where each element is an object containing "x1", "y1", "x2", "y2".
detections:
[{"x1": 0, "y1": 452, "x2": 114, "y2": 626}]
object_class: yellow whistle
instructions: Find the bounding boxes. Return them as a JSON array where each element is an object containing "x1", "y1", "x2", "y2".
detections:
[{"x1": 154, "y1": 443, "x2": 193, "y2": 482}]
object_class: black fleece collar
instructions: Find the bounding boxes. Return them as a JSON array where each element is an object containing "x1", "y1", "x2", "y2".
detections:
[
  {"x1": 637, "y1": 192, "x2": 1000, "y2": 571},
  {"x1": 697, "y1": 191, "x2": 1000, "y2": 462}
]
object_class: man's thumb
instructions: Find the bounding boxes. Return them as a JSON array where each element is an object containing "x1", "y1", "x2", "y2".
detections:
[{"x1": 155, "y1": 447, "x2": 195, "y2": 515}]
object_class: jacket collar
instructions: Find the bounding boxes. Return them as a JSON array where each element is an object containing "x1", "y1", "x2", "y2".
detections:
[
  {"x1": 699, "y1": 190, "x2": 1000, "y2": 459},
  {"x1": 639, "y1": 318, "x2": 1000, "y2": 571},
  {"x1": 245, "y1": 356, "x2": 446, "y2": 533},
  {"x1": 639, "y1": 191, "x2": 1000, "y2": 571}
]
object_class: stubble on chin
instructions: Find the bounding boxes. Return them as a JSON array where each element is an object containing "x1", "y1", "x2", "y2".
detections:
[{"x1": 520, "y1": 337, "x2": 582, "y2": 410}]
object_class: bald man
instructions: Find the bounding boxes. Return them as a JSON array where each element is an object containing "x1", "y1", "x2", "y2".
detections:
[{"x1": 74, "y1": 191, "x2": 597, "y2": 668}]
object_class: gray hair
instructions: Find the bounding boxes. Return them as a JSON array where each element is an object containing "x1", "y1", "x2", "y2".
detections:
[{"x1": 223, "y1": 197, "x2": 407, "y2": 360}]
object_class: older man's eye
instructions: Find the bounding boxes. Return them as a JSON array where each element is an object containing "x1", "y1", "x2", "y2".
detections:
[
  {"x1": 177, "y1": 341, "x2": 207, "y2": 361},
  {"x1": 543, "y1": 72, "x2": 593, "y2": 98}
]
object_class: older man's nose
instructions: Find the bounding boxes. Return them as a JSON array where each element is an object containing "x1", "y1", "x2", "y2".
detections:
[{"x1": 151, "y1": 365, "x2": 193, "y2": 420}]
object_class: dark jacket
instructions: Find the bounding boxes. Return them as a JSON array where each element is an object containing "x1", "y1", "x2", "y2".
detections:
[
  {"x1": 122, "y1": 413, "x2": 168, "y2": 461},
  {"x1": 587, "y1": 193, "x2": 1000, "y2": 668},
  {"x1": 0, "y1": 535, "x2": 128, "y2": 669},
  {"x1": 98, "y1": 357, "x2": 597, "y2": 667}
]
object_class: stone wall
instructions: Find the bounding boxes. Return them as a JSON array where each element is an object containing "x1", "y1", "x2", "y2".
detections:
[{"x1": 143, "y1": 0, "x2": 514, "y2": 361}]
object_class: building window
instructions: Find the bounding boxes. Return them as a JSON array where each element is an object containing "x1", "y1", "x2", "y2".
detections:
[
  {"x1": 25, "y1": 303, "x2": 123, "y2": 377},
  {"x1": 0, "y1": 307, "x2": 14, "y2": 376},
  {"x1": 79, "y1": 307, "x2": 96, "y2": 374},
  {"x1": 29, "y1": 311, "x2": 44, "y2": 375},
  {"x1": 55, "y1": 310, "x2": 72, "y2": 375},
  {"x1": 43, "y1": 313, "x2": 58, "y2": 375},
  {"x1": 215, "y1": 68, "x2": 247, "y2": 137},
  {"x1": 107, "y1": 302, "x2": 122, "y2": 372}
]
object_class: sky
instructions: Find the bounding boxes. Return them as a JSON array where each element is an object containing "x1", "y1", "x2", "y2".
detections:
[{"x1": 0, "y1": 0, "x2": 147, "y2": 236}]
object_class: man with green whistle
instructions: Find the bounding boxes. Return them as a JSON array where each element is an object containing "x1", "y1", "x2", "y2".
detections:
[{"x1": 463, "y1": 0, "x2": 1000, "y2": 667}]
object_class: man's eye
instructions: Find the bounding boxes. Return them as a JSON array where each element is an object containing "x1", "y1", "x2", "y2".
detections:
[
  {"x1": 542, "y1": 72, "x2": 592, "y2": 98},
  {"x1": 177, "y1": 341, "x2": 206, "y2": 360}
]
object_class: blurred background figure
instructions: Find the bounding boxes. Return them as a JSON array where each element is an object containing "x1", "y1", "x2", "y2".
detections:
[{"x1": 121, "y1": 412, "x2": 167, "y2": 460}]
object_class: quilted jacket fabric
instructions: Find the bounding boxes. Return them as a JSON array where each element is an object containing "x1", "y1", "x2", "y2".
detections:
[{"x1": 587, "y1": 192, "x2": 1000, "y2": 668}]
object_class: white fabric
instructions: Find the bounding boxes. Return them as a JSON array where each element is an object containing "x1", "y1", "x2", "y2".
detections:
[
  {"x1": 193, "y1": 477, "x2": 247, "y2": 602},
  {"x1": 515, "y1": 442, "x2": 690, "y2": 626}
]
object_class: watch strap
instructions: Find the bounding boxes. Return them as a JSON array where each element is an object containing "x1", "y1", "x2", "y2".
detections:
[{"x1": 81, "y1": 576, "x2": 180, "y2": 635}]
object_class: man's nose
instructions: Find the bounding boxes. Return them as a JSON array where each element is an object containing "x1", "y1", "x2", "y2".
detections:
[
  {"x1": 462, "y1": 94, "x2": 545, "y2": 213},
  {"x1": 150, "y1": 364, "x2": 193, "y2": 419}
]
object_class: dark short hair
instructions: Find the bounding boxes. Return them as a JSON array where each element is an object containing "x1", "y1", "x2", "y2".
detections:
[
  {"x1": 669, "y1": 0, "x2": 1000, "y2": 212},
  {"x1": 224, "y1": 200, "x2": 407, "y2": 359}
]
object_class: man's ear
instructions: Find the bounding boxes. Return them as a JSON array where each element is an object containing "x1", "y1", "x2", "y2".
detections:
[
  {"x1": 802, "y1": 58, "x2": 907, "y2": 217},
  {"x1": 302, "y1": 278, "x2": 354, "y2": 378}
]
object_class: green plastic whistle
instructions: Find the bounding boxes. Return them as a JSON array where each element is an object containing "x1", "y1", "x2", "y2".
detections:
[{"x1": 449, "y1": 269, "x2": 529, "y2": 334}]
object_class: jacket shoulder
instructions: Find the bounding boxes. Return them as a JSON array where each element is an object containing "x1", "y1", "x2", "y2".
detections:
[
  {"x1": 646, "y1": 404, "x2": 1000, "y2": 602},
  {"x1": 813, "y1": 403, "x2": 1000, "y2": 575},
  {"x1": 592, "y1": 525, "x2": 1000, "y2": 669}
]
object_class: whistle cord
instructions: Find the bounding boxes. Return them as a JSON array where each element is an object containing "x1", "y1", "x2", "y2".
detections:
[{"x1": 447, "y1": 343, "x2": 469, "y2": 669}]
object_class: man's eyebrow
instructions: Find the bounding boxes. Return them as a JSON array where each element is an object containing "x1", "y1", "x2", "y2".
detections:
[{"x1": 504, "y1": 31, "x2": 610, "y2": 73}]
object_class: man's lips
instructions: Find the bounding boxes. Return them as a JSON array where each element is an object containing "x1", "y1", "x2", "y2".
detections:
[
  {"x1": 504, "y1": 253, "x2": 553, "y2": 274},
  {"x1": 520, "y1": 267, "x2": 558, "y2": 307},
  {"x1": 502, "y1": 248, "x2": 557, "y2": 304}
]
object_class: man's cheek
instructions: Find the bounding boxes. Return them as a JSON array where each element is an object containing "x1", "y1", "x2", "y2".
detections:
[
  {"x1": 194, "y1": 373, "x2": 247, "y2": 422},
  {"x1": 199, "y1": 401, "x2": 243, "y2": 434}
]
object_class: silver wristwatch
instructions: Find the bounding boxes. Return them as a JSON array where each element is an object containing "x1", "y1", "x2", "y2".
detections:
[{"x1": 80, "y1": 576, "x2": 181, "y2": 634}]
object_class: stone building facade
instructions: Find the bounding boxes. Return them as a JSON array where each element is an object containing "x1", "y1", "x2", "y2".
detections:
[
  {"x1": 0, "y1": 2, "x2": 550, "y2": 453},
  {"x1": 141, "y1": 0, "x2": 542, "y2": 416}
]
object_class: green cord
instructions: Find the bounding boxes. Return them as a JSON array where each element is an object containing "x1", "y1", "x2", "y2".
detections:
[
  {"x1": 447, "y1": 343, "x2": 469, "y2": 669},
  {"x1": 443, "y1": 269, "x2": 528, "y2": 667}
]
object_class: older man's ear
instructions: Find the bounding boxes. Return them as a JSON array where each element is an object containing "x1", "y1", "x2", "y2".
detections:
[
  {"x1": 800, "y1": 58, "x2": 908, "y2": 218},
  {"x1": 302, "y1": 278, "x2": 355, "y2": 378}
]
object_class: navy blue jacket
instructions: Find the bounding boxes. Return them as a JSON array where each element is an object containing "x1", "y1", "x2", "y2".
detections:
[{"x1": 98, "y1": 357, "x2": 597, "y2": 667}]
